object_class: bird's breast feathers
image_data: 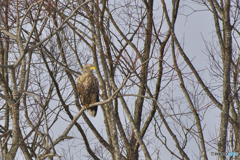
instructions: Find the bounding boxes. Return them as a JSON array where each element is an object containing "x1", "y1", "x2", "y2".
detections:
[{"x1": 77, "y1": 75, "x2": 98, "y2": 90}]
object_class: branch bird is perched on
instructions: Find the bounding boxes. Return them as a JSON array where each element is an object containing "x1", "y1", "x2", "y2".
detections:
[{"x1": 77, "y1": 64, "x2": 99, "y2": 117}]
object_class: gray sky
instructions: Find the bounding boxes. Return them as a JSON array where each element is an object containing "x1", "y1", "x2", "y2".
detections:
[{"x1": 10, "y1": 1, "x2": 230, "y2": 159}]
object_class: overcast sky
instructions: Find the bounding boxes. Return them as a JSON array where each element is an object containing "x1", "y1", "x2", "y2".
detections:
[{"x1": 10, "y1": 1, "x2": 229, "y2": 159}]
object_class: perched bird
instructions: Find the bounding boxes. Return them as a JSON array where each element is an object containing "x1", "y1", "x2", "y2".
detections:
[{"x1": 77, "y1": 64, "x2": 99, "y2": 117}]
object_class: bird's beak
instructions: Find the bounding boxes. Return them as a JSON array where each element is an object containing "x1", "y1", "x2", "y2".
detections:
[{"x1": 91, "y1": 66, "x2": 96, "y2": 70}]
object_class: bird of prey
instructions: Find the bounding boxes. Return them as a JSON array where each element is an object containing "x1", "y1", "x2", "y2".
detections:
[{"x1": 77, "y1": 64, "x2": 99, "y2": 117}]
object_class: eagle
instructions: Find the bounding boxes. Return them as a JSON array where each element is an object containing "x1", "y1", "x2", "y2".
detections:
[{"x1": 77, "y1": 64, "x2": 99, "y2": 117}]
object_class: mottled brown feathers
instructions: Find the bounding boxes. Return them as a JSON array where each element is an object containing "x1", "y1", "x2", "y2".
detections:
[{"x1": 77, "y1": 64, "x2": 99, "y2": 117}]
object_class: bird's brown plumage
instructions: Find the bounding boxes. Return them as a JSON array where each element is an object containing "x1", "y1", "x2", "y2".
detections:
[{"x1": 77, "y1": 64, "x2": 99, "y2": 117}]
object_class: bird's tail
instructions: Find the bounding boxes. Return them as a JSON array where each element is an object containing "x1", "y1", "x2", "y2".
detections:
[{"x1": 87, "y1": 106, "x2": 98, "y2": 117}]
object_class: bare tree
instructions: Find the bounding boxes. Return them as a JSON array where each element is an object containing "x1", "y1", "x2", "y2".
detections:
[
  {"x1": 0, "y1": 0, "x2": 239, "y2": 160},
  {"x1": 160, "y1": 0, "x2": 240, "y2": 160}
]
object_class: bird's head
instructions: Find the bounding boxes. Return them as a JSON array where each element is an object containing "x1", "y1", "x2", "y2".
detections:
[{"x1": 82, "y1": 64, "x2": 96, "y2": 74}]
